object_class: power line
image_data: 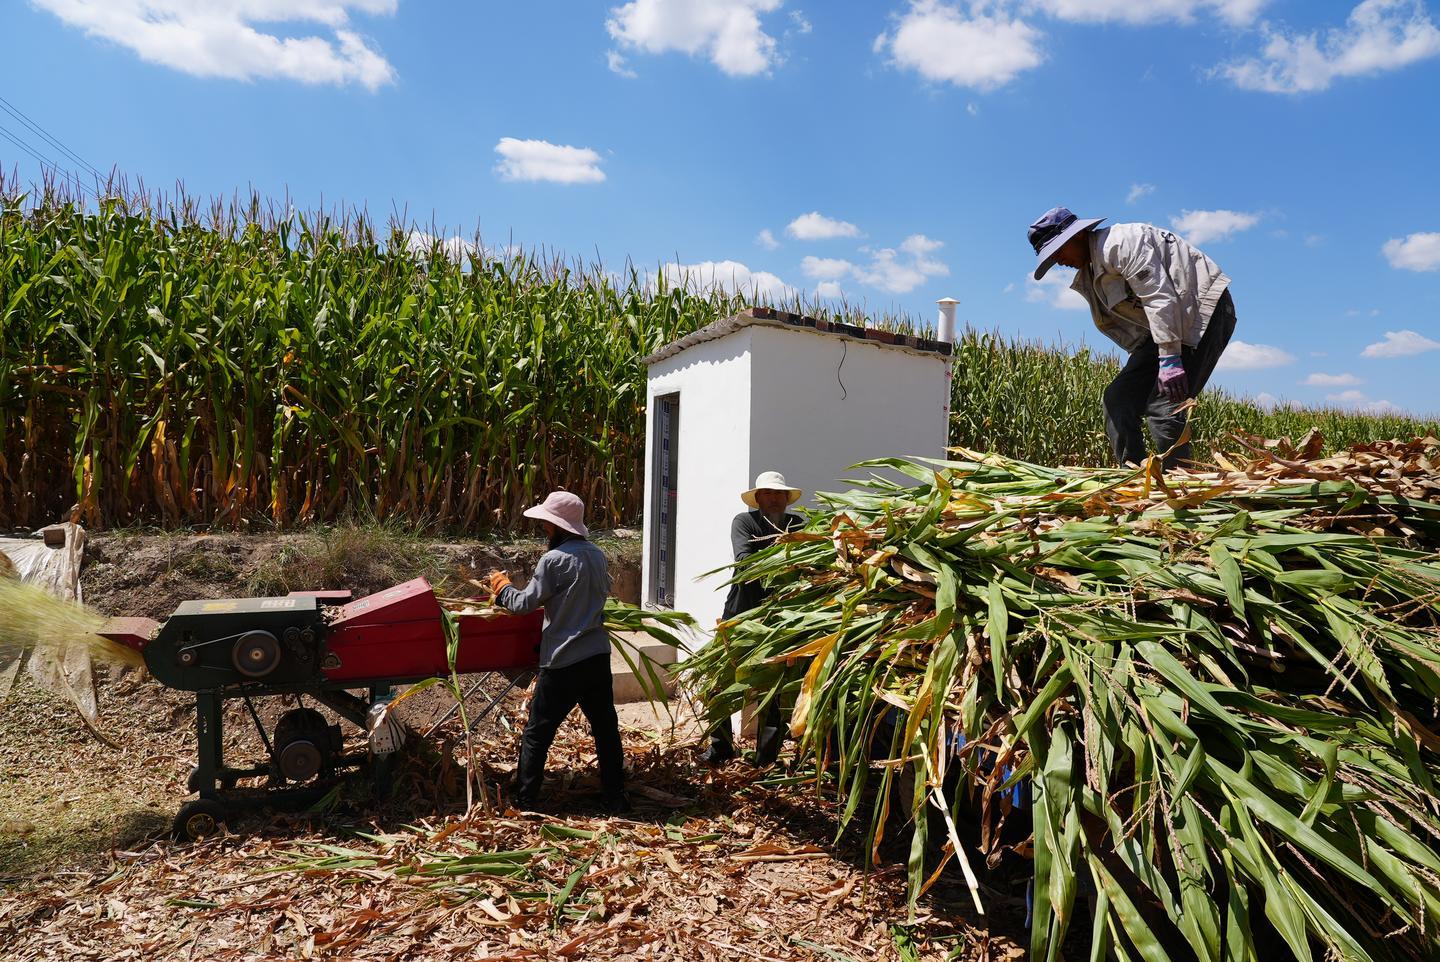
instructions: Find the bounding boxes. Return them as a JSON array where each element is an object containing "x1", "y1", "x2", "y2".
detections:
[
  {"x1": 0, "y1": 93, "x2": 104, "y2": 181},
  {"x1": 0, "y1": 125, "x2": 50, "y2": 168},
  {"x1": 0, "y1": 120, "x2": 95, "y2": 200}
]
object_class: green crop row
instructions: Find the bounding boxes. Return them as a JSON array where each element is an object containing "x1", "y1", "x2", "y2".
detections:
[{"x1": 2, "y1": 180, "x2": 1435, "y2": 531}]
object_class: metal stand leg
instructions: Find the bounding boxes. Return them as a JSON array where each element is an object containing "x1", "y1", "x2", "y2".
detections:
[{"x1": 193, "y1": 692, "x2": 224, "y2": 797}]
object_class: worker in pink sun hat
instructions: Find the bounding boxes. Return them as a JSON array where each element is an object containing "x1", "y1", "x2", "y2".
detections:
[{"x1": 486, "y1": 490, "x2": 624, "y2": 813}]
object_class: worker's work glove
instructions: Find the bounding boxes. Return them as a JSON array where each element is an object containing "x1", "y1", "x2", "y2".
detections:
[
  {"x1": 486, "y1": 570, "x2": 513, "y2": 596},
  {"x1": 1157, "y1": 355, "x2": 1189, "y2": 404}
]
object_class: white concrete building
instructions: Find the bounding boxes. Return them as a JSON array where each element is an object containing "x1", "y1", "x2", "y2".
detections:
[{"x1": 640, "y1": 307, "x2": 953, "y2": 645}]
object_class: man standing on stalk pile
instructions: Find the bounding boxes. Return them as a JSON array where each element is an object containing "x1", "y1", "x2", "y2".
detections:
[
  {"x1": 701, "y1": 471, "x2": 805, "y2": 767},
  {"x1": 1028, "y1": 207, "x2": 1237, "y2": 469},
  {"x1": 486, "y1": 491, "x2": 627, "y2": 813}
]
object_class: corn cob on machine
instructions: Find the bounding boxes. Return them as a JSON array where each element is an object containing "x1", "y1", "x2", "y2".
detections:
[{"x1": 100, "y1": 577, "x2": 541, "y2": 840}]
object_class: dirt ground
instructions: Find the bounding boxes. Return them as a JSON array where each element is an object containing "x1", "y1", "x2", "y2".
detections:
[{"x1": 0, "y1": 531, "x2": 1028, "y2": 961}]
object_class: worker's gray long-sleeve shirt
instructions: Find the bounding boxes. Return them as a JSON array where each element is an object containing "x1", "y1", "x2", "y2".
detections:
[
  {"x1": 497, "y1": 539, "x2": 611, "y2": 669},
  {"x1": 1070, "y1": 223, "x2": 1231, "y2": 357}
]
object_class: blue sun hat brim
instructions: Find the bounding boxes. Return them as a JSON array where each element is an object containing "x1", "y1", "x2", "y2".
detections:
[{"x1": 1029, "y1": 207, "x2": 1105, "y2": 280}]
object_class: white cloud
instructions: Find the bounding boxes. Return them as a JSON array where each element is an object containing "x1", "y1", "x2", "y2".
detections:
[
  {"x1": 493, "y1": 138, "x2": 606, "y2": 185},
  {"x1": 1303, "y1": 372, "x2": 1362, "y2": 387},
  {"x1": 1221, "y1": 0, "x2": 1440, "y2": 94},
  {"x1": 31, "y1": 0, "x2": 397, "y2": 88},
  {"x1": 1253, "y1": 391, "x2": 1281, "y2": 411},
  {"x1": 1025, "y1": 271, "x2": 1088, "y2": 311},
  {"x1": 1028, "y1": 0, "x2": 1270, "y2": 26},
  {"x1": 789, "y1": 10, "x2": 812, "y2": 34},
  {"x1": 1360, "y1": 399, "x2": 1404, "y2": 415},
  {"x1": 1382, "y1": 232, "x2": 1440, "y2": 271},
  {"x1": 755, "y1": 228, "x2": 780, "y2": 250},
  {"x1": 606, "y1": 0, "x2": 784, "y2": 77},
  {"x1": 1216, "y1": 340, "x2": 1296, "y2": 371},
  {"x1": 876, "y1": 1, "x2": 1045, "y2": 90},
  {"x1": 815, "y1": 281, "x2": 844, "y2": 298},
  {"x1": 1361, "y1": 329, "x2": 1440, "y2": 358},
  {"x1": 1320, "y1": 388, "x2": 1405, "y2": 415},
  {"x1": 853, "y1": 235, "x2": 949, "y2": 293},
  {"x1": 1327, "y1": 389, "x2": 1368, "y2": 403},
  {"x1": 405, "y1": 231, "x2": 526, "y2": 265},
  {"x1": 900, "y1": 234, "x2": 943, "y2": 256},
  {"x1": 800, "y1": 255, "x2": 853, "y2": 281},
  {"x1": 1170, "y1": 209, "x2": 1261, "y2": 245},
  {"x1": 1126, "y1": 183, "x2": 1156, "y2": 204},
  {"x1": 659, "y1": 259, "x2": 796, "y2": 300},
  {"x1": 798, "y1": 234, "x2": 949, "y2": 295},
  {"x1": 607, "y1": 50, "x2": 639, "y2": 77},
  {"x1": 406, "y1": 231, "x2": 473, "y2": 262},
  {"x1": 786, "y1": 211, "x2": 861, "y2": 241}
]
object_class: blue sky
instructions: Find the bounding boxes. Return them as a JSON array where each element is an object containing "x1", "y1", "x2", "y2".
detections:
[{"x1": 2, "y1": 0, "x2": 1439, "y2": 416}]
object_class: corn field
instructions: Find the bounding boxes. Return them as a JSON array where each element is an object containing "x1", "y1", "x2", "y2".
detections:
[
  {"x1": 3, "y1": 179, "x2": 1437, "y2": 532},
  {"x1": 948, "y1": 334, "x2": 1440, "y2": 467},
  {"x1": 0, "y1": 179, "x2": 763, "y2": 530}
]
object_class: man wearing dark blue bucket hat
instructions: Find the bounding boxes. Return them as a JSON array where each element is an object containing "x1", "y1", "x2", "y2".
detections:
[{"x1": 1027, "y1": 207, "x2": 1237, "y2": 469}]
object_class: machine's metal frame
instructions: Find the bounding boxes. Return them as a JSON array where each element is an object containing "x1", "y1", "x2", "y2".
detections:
[{"x1": 101, "y1": 578, "x2": 543, "y2": 840}]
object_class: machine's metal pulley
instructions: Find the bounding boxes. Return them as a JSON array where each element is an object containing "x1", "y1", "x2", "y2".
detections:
[
  {"x1": 273, "y1": 708, "x2": 338, "y2": 782},
  {"x1": 233, "y1": 630, "x2": 281, "y2": 677}
]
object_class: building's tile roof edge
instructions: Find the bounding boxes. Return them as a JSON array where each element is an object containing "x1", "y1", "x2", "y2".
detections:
[{"x1": 641, "y1": 306, "x2": 953, "y2": 366}]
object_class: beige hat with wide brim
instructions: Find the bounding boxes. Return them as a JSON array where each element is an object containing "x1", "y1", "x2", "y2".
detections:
[
  {"x1": 741, "y1": 470, "x2": 803, "y2": 508},
  {"x1": 522, "y1": 490, "x2": 589, "y2": 536}
]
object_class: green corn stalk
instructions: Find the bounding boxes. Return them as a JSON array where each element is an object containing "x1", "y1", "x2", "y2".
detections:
[
  {"x1": 683, "y1": 440, "x2": 1440, "y2": 962},
  {"x1": 3, "y1": 176, "x2": 1436, "y2": 534},
  {"x1": 440, "y1": 607, "x2": 485, "y2": 811}
]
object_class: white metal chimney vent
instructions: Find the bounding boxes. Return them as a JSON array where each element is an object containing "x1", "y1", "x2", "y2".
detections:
[{"x1": 936, "y1": 297, "x2": 959, "y2": 344}]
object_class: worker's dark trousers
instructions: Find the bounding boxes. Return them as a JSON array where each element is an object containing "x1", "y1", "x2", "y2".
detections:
[
  {"x1": 1104, "y1": 289, "x2": 1237, "y2": 470},
  {"x1": 516, "y1": 653, "x2": 624, "y2": 802},
  {"x1": 709, "y1": 702, "x2": 786, "y2": 765}
]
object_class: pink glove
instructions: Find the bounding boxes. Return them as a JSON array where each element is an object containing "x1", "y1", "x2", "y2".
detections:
[{"x1": 1157, "y1": 355, "x2": 1189, "y2": 403}]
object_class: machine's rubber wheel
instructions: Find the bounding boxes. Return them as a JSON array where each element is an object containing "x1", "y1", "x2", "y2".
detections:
[{"x1": 172, "y1": 798, "x2": 228, "y2": 842}]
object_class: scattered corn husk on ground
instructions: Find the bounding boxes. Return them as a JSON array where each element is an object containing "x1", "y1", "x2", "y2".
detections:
[
  {"x1": 684, "y1": 435, "x2": 1440, "y2": 962},
  {"x1": 0, "y1": 578, "x2": 143, "y2": 669}
]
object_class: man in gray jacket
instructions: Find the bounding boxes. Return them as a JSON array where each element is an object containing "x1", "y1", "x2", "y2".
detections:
[{"x1": 1028, "y1": 207, "x2": 1237, "y2": 469}]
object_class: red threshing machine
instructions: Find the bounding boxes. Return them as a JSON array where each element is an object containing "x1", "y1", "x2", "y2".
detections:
[{"x1": 100, "y1": 577, "x2": 542, "y2": 840}]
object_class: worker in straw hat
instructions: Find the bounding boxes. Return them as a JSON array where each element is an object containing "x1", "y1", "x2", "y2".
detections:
[
  {"x1": 1027, "y1": 207, "x2": 1238, "y2": 470},
  {"x1": 701, "y1": 470, "x2": 805, "y2": 766},
  {"x1": 486, "y1": 491, "x2": 625, "y2": 813}
]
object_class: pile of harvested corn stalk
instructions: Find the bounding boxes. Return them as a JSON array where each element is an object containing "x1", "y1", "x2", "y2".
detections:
[{"x1": 685, "y1": 433, "x2": 1440, "y2": 962}]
